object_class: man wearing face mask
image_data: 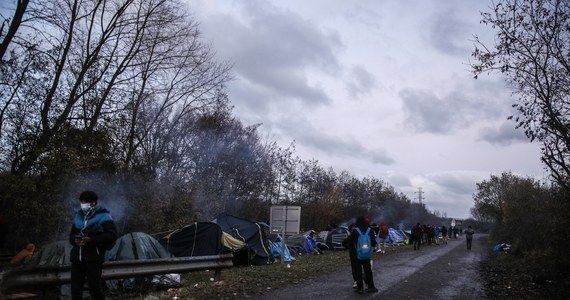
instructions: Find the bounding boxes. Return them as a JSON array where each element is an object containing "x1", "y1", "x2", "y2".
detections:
[{"x1": 69, "y1": 190, "x2": 117, "y2": 300}]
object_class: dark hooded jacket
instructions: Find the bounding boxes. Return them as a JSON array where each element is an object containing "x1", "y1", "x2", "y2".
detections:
[{"x1": 69, "y1": 206, "x2": 117, "y2": 263}]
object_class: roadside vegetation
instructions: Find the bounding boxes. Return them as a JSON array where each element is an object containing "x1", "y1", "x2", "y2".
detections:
[{"x1": 470, "y1": 0, "x2": 570, "y2": 298}]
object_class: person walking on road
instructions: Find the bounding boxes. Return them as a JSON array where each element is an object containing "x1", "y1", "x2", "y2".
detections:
[
  {"x1": 411, "y1": 222, "x2": 422, "y2": 250},
  {"x1": 464, "y1": 225, "x2": 475, "y2": 250},
  {"x1": 348, "y1": 216, "x2": 378, "y2": 294},
  {"x1": 441, "y1": 225, "x2": 448, "y2": 245}
]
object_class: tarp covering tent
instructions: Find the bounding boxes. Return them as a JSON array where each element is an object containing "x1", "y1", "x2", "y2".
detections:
[
  {"x1": 268, "y1": 237, "x2": 295, "y2": 263},
  {"x1": 386, "y1": 228, "x2": 406, "y2": 244},
  {"x1": 159, "y1": 222, "x2": 228, "y2": 257},
  {"x1": 303, "y1": 233, "x2": 321, "y2": 255},
  {"x1": 397, "y1": 228, "x2": 411, "y2": 245},
  {"x1": 105, "y1": 232, "x2": 179, "y2": 291},
  {"x1": 106, "y1": 232, "x2": 173, "y2": 261},
  {"x1": 325, "y1": 227, "x2": 350, "y2": 250},
  {"x1": 27, "y1": 240, "x2": 72, "y2": 267},
  {"x1": 285, "y1": 230, "x2": 313, "y2": 255},
  {"x1": 212, "y1": 214, "x2": 274, "y2": 265},
  {"x1": 20, "y1": 241, "x2": 73, "y2": 298}
]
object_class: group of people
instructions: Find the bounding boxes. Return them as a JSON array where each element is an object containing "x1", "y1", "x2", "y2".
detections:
[
  {"x1": 411, "y1": 223, "x2": 446, "y2": 250},
  {"x1": 411, "y1": 222, "x2": 475, "y2": 251},
  {"x1": 339, "y1": 219, "x2": 476, "y2": 295}
]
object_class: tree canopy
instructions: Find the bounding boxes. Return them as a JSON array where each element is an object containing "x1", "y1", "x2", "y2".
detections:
[{"x1": 471, "y1": 0, "x2": 570, "y2": 190}]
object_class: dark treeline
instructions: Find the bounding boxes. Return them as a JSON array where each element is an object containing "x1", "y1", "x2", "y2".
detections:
[{"x1": 0, "y1": 0, "x2": 445, "y2": 250}]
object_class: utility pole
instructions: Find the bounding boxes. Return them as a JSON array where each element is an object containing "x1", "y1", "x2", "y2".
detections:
[{"x1": 415, "y1": 187, "x2": 425, "y2": 207}]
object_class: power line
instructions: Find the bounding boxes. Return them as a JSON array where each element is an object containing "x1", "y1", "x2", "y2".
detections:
[{"x1": 414, "y1": 187, "x2": 425, "y2": 205}]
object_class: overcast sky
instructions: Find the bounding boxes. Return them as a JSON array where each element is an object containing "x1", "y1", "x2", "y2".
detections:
[{"x1": 186, "y1": 0, "x2": 546, "y2": 219}]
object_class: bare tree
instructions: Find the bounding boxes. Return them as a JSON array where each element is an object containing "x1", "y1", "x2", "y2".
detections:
[
  {"x1": 0, "y1": 0, "x2": 29, "y2": 60},
  {"x1": 471, "y1": 0, "x2": 570, "y2": 190},
  {"x1": 0, "y1": 0, "x2": 231, "y2": 175}
]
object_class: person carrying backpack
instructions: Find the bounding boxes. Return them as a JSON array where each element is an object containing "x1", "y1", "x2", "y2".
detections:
[{"x1": 348, "y1": 216, "x2": 378, "y2": 294}]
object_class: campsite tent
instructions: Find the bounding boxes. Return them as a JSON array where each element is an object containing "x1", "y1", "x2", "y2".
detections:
[
  {"x1": 159, "y1": 222, "x2": 225, "y2": 257},
  {"x1": 325, "y1": 227, "x2": 350, "y2": 250},
  {"x1": 106, "y1": 232, "x2": 179, "y2": 291},
  {"x1": 212, "y1": 214, "x2": 274, "y2": 265},
  {"x1": 27, "y1": 240, "x2": 72, "y2": 267},
  {"x1": 386, "y1": 228, "x2": 406, "y2": 245},
  {"x1": 107, "y1": 232, "x2": 172, "y2": 261}
]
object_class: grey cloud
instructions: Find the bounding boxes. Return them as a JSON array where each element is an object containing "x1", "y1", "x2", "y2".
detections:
[
  {"x1": 400, "y1": 79, "x2": 509, "y2": 134},
  {"x1": 428, "y1": 173, "x2": 476, "y2": 196},
  {"x1": 200, "y1": 2, "x2": 343, "y2": 109},
  {"x1": 301, "y1": 132, "x2": 395, "y2": 166},
  {"x1": 479, "y1": 121, "x2": 529, "y2": 146},
  {"x1": 425, "y1": 11, "x2": 471, "y2": 56},
  {"x1": 278, "y1": 118, "x2": 395, "y2": 166},
  {"x1": 400, "y1": 89, "x2": 459, "y2": 134},
  {"x1": 346, "y1": 65, "x2": 376, "y2": 99},
  {"x1": 386, "y1": 173, "x2": 413, "y2": 188}
]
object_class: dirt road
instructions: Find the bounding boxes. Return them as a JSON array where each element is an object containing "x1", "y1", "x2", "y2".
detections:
[{"x1": 251, "y1": 235, "x2": 488, "y2": 299}]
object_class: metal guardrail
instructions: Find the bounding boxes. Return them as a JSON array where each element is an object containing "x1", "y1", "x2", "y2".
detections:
[{"x1": 1, "y1": 254, "x2": 233, "y2": 293}]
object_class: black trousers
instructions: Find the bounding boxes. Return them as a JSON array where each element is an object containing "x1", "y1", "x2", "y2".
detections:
[
  {"x1": 354, "y1": 259, "x2": 375, "y2": 290},
  {"x1": 413, "y1": 238, "x2": 421, "y2": 250},
  {"x1": 71, "y1": 261, "x2": 105, "y2": 300},
  {"x1": 350, "y1": 256, "x2": 359, "y2": 282},
  {"x1": 466, "y1": 238, "x2": 473, "y2": 250}
]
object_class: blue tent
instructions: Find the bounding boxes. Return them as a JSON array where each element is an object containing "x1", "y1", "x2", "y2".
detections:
[{"x1": 386, "y1": 228, "x2": 406, "y2": 244}]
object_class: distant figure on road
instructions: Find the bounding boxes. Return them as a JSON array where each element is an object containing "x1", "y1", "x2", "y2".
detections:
[
  {"x1": 434, "y1": 226, "x2": 441, "y2": 245},
  {"x1": 464, "y1": 225, "x2": 475, "y2": 250},
  {"x1": 411, "y1": 223, "x2": 422, "y2": 250},
  {"x1": 441, "y1": 225, "x2": 448, "y2": 245}
]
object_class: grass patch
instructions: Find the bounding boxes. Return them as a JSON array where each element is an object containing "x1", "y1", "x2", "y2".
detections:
[{"x1": 113, "y1": 250, "x2": 351, "y2": 300}]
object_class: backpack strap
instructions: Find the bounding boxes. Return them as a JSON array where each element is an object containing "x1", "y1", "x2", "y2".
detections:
[
  {"x1": 355, "y1": 227, "x2": 363, "y2": 235},
  {"x1": 364, "y1": 227, "x2": 370, "y2": 235}
]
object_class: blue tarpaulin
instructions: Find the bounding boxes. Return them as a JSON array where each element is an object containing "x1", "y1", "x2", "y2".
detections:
[
  {"x1": 269, "y1": 236, "x2": 295, "y2": 262},
  {"x1": 386, "y1": 228, "x2": 406, "y2": 244}
]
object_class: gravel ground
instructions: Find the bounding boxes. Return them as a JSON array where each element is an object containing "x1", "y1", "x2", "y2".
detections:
[{"x1": 251, "y1": 235, "x2": 488, "y2": 300}]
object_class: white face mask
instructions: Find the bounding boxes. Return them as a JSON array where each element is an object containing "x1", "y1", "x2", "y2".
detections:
[{"x1": 80, "y1": 203, "x2": 92, "y2": 213}]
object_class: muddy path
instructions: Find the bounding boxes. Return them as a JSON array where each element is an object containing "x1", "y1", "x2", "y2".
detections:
[{"x1": 251, "y1": 235, "x2": 488, "y2": 299}]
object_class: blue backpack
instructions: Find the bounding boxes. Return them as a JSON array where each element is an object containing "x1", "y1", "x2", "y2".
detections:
[{"x1": 355, "y1": 227, "x2": 372, "y2": 260}]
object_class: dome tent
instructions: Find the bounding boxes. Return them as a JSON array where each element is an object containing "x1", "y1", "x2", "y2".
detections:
[{"x1": 212, "y1": 214, "x2": 274, "y2": 265}]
